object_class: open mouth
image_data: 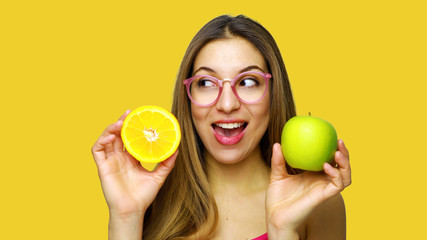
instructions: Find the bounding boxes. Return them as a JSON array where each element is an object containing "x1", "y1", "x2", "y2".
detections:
[
  {"x1": 211, "y1": 122, "x2": 248, "y2": 145},
  {"x1": 212, "y1": 122, "x2": 248, "y2": 137}
]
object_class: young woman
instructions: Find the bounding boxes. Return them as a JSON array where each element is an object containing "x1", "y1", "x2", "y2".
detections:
[{"x1": 92, "y1": 15, "x2": 351, "y2": 240}]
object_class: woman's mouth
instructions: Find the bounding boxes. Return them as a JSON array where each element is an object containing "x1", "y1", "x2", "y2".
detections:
[{"x1": 212, "y1": 122, "x2": 248, "y2": 145}]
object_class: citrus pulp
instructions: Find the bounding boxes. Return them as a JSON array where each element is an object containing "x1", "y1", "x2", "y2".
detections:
[{"x1": 121, "y1": 106, "x2": 181, "y2": 171}]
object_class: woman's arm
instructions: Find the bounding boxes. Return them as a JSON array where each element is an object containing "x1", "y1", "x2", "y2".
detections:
[
  {"x1": 92, "y1": 110, "x2": 177, "y2": 240},
  {"x1": 109, "y1": 212, "x2": 145, "y2": 240},
  {"x1": 266, "y1": 140, "x2": 351, "y2": 240}
]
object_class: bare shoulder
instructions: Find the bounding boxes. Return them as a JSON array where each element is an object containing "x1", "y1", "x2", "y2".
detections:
[{"x1": 306, "y1": 194, "x2": 346, "y2": 240}]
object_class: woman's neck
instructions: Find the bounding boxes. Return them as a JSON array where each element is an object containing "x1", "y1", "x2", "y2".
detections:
[{"x1": 206, "y1": 147, "x2": 270, "y2": 197}]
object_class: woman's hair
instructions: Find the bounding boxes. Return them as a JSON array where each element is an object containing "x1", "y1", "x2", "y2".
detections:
[{"x1": 142, "y1": 15, "x2": 297, "y2": 240}]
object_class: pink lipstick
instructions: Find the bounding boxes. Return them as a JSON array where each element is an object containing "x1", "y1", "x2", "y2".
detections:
[{"x1": 212, "y1": 120, "x2": 247, "y2": 145}]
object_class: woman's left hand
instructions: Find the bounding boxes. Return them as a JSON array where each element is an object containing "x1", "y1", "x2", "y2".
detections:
[{"x1": 265, "y1": 139, "x2": 351, "y2": 239}]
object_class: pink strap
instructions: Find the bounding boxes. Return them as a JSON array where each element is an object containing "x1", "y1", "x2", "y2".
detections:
[{"x1": 252, "y1": 233, "x2": 268, "y2": 240}]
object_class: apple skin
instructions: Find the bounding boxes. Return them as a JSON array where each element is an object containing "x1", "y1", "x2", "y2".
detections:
[{"x1": 281, "y1": 116, "x2": 338, "y2": 171}]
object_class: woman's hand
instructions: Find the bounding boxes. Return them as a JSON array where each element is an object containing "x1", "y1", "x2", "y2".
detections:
[
  {"x1": 266, "y1": 140, "x2": 351, "y2": 239},
  {"x1": 91, "y1": 110, "x2": 178, "y2": 219}
]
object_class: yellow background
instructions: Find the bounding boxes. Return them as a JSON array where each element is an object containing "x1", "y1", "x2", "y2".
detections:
[{"x1": 1, "y1": 0, "x2": 426, "y2": 239}]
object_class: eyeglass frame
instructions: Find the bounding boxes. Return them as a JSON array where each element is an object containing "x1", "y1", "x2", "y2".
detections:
[{"x1": 183, "y1": 71, "x2": 272, "y2": 107}]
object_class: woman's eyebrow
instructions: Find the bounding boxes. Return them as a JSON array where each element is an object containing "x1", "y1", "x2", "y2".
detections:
[
  {"x1": 239, "y1": 65, "x2": 265, "y2": 73},
  {"x1": 193, "y1": 66, "x2": 216, "y2": 75},
  {"x1": 193, "y1": 65, "x2": 265, "y2": 75}
]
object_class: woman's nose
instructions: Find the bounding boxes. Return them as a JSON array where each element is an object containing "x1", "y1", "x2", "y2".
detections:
[{"x1": 216, "y1": 82, "x2": 240, "y2": 112}]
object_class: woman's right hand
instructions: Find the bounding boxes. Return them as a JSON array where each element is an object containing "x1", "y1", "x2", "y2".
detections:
[{"x1": 91, "y1": 110, "x2": 178, "y2": 219}]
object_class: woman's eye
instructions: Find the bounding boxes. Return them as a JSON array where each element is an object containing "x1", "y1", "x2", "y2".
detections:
[
  {"x1": 197, "y1": 79, "x2": 217, "y2": 87},
  {"x1": 239, "y1": 78, "x2": 259, "y2": 87}
]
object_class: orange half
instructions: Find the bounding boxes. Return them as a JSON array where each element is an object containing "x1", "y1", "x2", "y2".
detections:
[{"x1": 121, "y1": 106, "x2": 181, "y2": 171}]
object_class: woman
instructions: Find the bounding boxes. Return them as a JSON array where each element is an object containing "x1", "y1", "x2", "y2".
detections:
[{"x1": 92, "y1": 15, "x2": 351, "y2": 240}]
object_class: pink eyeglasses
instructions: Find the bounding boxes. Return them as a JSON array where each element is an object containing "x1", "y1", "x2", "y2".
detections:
[{"x1": 183, "y1": 71, "x2": 271, "y2": 107}]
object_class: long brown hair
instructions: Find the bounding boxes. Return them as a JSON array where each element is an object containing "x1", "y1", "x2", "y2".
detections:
[{"x1": 142, "y1": 15, "x2": 297, "y2": 240}]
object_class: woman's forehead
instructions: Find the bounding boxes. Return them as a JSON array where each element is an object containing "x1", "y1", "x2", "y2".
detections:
[{"x1": 193, "y1": 37, "x2": 267, "y2": 76}]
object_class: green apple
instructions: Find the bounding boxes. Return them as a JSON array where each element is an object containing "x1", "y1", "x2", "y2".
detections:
[{"x1": 281, "y1": 115, "x2": 338, "y2": 171}]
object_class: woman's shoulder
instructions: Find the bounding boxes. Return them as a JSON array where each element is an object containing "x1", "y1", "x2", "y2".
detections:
[
  {"x1": 310, "y1": 193, "x2": 345, "y2": 220},
  {"x1": 306, "y1": 193, "x2": 346, "y2": 239}
]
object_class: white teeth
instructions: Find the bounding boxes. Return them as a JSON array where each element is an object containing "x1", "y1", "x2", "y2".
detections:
[{"x1": 215, "y1": 122, "x2": 244, "y2": 129}]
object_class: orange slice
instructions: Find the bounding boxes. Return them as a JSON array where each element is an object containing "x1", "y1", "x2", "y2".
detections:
[{"x1": 121, "y1": 106, "x2": 181, "y2": 171}]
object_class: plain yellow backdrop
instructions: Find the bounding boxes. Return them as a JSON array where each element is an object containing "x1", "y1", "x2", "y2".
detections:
[{"x1": 1, "y1": 0, "x2": 426, "y2": 239}]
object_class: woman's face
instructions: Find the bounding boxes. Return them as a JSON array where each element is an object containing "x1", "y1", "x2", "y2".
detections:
[{"x1": 191, "y1": 37, "x2": 270, "y2": 165}]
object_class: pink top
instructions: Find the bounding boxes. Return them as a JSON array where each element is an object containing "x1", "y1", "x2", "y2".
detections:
[{"x1": 252, "y1": 233, "x2": 268, "y2": 240}]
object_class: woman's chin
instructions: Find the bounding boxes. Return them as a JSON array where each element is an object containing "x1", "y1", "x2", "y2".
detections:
[{"x1": 206, "y1": 150, "x2": 248, "y2": 166}]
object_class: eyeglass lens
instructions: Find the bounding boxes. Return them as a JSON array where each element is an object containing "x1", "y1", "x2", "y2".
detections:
[{"x1": 189, "y1": 72, "x2": 267, "y2": 105}]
